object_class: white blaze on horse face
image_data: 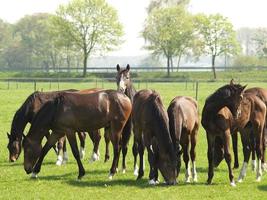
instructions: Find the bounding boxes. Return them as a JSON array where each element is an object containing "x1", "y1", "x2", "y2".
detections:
[{"x1": 118, "y1": 74, "x2": 127, "y2": 92}]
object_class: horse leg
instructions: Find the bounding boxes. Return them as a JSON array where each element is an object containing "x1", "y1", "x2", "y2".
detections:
[
  {"x1": 206, "y1": 132, "x2": 215, "y2": 185},
  {"x1": 181, "y1": 131, "x2": 190, "y2": 183},
  {"x1": 78, "y1": 132, "x2": 86, "y2": 159},
  {"x1": 66, "y1": 132, "x2": 85, "y2": 179},
  {"x1": 62, "y1": 137, "x2": 68, "y2": 164},
  {"x1": 238, "y1": 129, "x2": 251, "y2": 183},
  {"x1": 32, "y1": 132, "x2": 64, "y2": 177},
  {"x1": 136, "y1": 138, "x2": 145, "y2": 180},
  {"x1": 56, "y1": 136, "x2": 65, "y2": 166},
  {"x1": 147, "y1": 146, "x2": 158, "y2": 185},
  {"x1": 89, "y1": 130, "x2": 101, "y2": 162},
  {"x1": 250, "y1": 131, "x2": 257, "y2": 172},
  {"x1": 190, "y1": 129, "x2": 198, "y2": 182},
  {"x1": 108, "y1": 123, "x2": 123, "y2": 179},
  {"x1": 104, "y1": 127, "x2": 111, "y2": 162},
  {"x1": 222, "y1": 130, "x2": 235, "y2": 186},
  {"x1": 232, "y1": 129, "x2": 239, "y2": 169},
  {"x1": 132, "y1": 137, "x2": 139, "y2": 176},
  {"x1": 121, "y1": 120, "x2": 131, "y2": 173},
  {"x1": 255, "y1": 126, "x2": 263, "y2": 182},
  {"x1": 261, "y1": 126, "x2": 267, "y2": 171},
  {"x1": 44, "y1": 131, "x2": 58, "y2": 154}
]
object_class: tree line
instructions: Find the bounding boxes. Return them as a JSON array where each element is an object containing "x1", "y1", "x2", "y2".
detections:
[{"x1": 0, "y1": 0, "x2": 267, "y2": 78}]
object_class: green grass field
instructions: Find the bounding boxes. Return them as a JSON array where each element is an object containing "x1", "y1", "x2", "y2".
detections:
[{"x1": 0, "y1": 81, "x2": 267, "y2": 200}]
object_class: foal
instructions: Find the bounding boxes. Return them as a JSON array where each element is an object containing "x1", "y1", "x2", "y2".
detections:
[{"x1": 168, "y1": 96, "x2": 199, "y2": 183}]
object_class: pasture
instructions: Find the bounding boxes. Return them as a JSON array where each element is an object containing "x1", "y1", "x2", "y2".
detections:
[{"x1": 0, "y1": 80, "x2": 267, "y2": 199}]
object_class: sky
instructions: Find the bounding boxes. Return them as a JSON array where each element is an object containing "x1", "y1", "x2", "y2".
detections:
[{"x1": 0, "y1": 0, "x2": 267, "y2": 56}]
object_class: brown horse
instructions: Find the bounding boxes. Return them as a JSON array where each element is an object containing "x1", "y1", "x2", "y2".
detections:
[
  {"x1": 7, "y1": 89, "x2": 101, "y2": 165},
  {"x1": 22, "y1": 90, "x2": 132, "y2": 179},
  {"x1": 104, "y1": 64, "x2": 138, "y2": 175},
  {"x1": 213, "y1": 92, "x2": 266, "y2": 183},
  {"x1": 167, "y1": 96, "x2": 199, "y2": 183},
  {"x1": 132, "y1": 89, "x2": 177, "y2": 185},
  {"x1": 232, "y1": 87, "x2": 267, "y2": 171},
  {"x1": 201, "y1": 80, "x2": 246, "y2": 186}
]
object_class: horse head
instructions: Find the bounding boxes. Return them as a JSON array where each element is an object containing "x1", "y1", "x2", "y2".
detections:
[
  {"x1": 116, "y1": 64, "x2": 131, "y2": 93},
  {"x1": 7, "y1": 132, "x2": 21, "y2": 162},
  {"x1": 22, "y1": 136, "x2": 42, "y2": 174}
]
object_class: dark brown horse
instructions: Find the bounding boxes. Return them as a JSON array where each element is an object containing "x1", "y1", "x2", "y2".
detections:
[
  {"x1": 168, "y1": 96, "x2": 199, "y2": 183},
  {"x1": 22, "y1": 90, "x2": 132, "y2": 179},
  {"x1": 232, "y1": 87, "x2": 267, "y2": 171},
  {"x1": 213, "y1": 92, "x2": 266, "y2": 183},
  {"x1": 104, "y1": 64, "x2": 138, "y2": 175},
  {"x1": 201, "y1": 80, "x2": 246, "y2": 186},
  {"x1": 132, "y1": 89, "x2": 177, "y2": 185},
  {"x1": 7, "y1": 89, "x2": 102, "y2": 164}
]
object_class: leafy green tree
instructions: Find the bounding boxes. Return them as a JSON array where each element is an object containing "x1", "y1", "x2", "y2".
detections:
[
  {"x1": 253, "y1": 28, "x2": 267, "y2": 58},
  {"x1": 52, "y1": 0, "x2": 123, "y2": 77},
  {"x1": 147, "y1": 0, "x2": 190, "y2": 13},
  {"x1": 195, "y1": 14, "x2": 240, "y2": 79},
  {"x1": 0, "y1": 19, "x2": 13, "y2": 68},
  {"x1": 142, "y1": 6, "x2": 195, "y2": 76}
]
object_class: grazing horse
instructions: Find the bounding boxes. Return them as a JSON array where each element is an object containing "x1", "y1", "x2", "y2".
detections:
[
  {"x1": 104, "y1": 64, "x2": 138, "y2": 175},
  {"x1": 7, "y1": 89, "x2": 101, "y2": 164},
  {"x1": 201, "y1": 80, "x2": 246, "y2": 186},
  {"x1": 232, "y1": 87, "x2": 267, "y2": 171},
  {"x1": 22, "y1": 90, "x2": 132, "y2": 179},
  {"x1": 168, "y1": 96, "x2": 199, "y2": 183},
  {"x1": 132, "y1": 89, "x2": 177, "y2": 185}
]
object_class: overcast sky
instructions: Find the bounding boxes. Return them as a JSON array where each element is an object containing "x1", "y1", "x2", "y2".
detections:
[{"x1": 0, "y1": 0, "x2": 267, "y2": 56}]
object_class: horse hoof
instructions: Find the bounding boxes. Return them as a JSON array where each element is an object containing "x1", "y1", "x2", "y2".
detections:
[
  {"x1": 256, "y1": 176, "x2": 261, "y2": 182},
  {"x1": 89, "y1": 152, "x2": 99, "y2": 163},
  {"x1": 56, "y1": 160, "x2": 62, "y2": 166},
  {"x1": 31, "y1": 173, "x2": 38, "y2": 179},
  {"x1": 134, "y1": 168, "x2": 139, "y2": 177},
  {"x1": 230, "y1": 181, "x2": 236, "y2": 187},
  {"x1": 148, "y1": 179, "x2": 157, "y2": 185},
  {"x1": 108, "y1": 173, "x2": 114, "y2": 180},
  {"x1": 237, "y1": 178, "x2": 243, "y2": 183},
  {"x1": 193, "y1": 177, "x2": 198, "y2": 183},
  {"x1": 122, "y1": 169, "x2": 126, "y2": 174}
]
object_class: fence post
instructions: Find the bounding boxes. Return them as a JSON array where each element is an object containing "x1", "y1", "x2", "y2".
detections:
[
  {"x1": 185, "y1": 81, "x2": 188, "y2": 90},
  {"x1": 138, "y1": 80, "x2": 140, "y2": 89},
  {"x1": 95, "y1": 78, "x2": 98, "y2": 88},
  {"x1": 49, "y1": 81, "x2": 52, "y2": 90},
  {"x1": 16, "y1": 81, "x2": 18, "y2": 89},
  {"x1": 7, "y1": 80, "x2": 10, "y2": 90},
  {"x1": 195, "y1": 81, "x2": 199, "y2": 100},
  {"x1": 101, "y1": 79, "x2": 104, "y2": 88}
]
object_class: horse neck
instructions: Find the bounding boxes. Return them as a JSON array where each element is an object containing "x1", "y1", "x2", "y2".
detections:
[
  {"x1": 10, "y1": 109, "x2": 29, "y2": 140},
  {"x1": 125, "y1": 83, "x2": 136, "y2": 102}
]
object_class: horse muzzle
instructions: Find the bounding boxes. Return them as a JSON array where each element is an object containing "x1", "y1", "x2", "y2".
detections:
[{"x1": 24, "y1": 166, "x2": 33, "y2": 174}]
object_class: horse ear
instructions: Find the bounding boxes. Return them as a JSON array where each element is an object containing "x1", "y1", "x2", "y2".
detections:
[
  {"x1": 116, "y1": 64, "x2": 120, "y2": 72},
  {"x1": 230, "y1": 79, "x2": 234, "y2": 85},
  {"x1": 242, "y1": 85, "x2": 247, "y2": 91},
  {"x1": 126, "y1": 64, "x2": 130, "y2": 71}
]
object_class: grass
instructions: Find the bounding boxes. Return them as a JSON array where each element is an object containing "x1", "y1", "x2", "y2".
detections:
[{"x1": 0, "y1": 81, "x2": 267, "y2": 199}]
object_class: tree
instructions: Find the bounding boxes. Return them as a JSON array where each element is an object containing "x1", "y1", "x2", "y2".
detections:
[
  {"x1": 147, "y1": 0, "x2": 190, "y2": 13},
  {"x1": 0, "y1": 19, "x2": 13, "y2": 68},
  {"x1": 253, "y1": 28, "x2": 267, "y2": 58},
  {"x1": 195, "y1": 14, "x2": 240, "y2": 79},
  {"x1": 53, "y1": 0, "x2": 123, "y2": 77},
  {"x1": 142, "y1": 6, "x2": 195, "y2": 76}
]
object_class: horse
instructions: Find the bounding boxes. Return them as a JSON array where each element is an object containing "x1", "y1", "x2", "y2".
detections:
[
  {"x1": 22, "y1": 90, "x2": 132, "y2": 179},
  {"x1": 104, "y1": 64, "x2": 138, "y2": 175},
  {"x1": 167, "y1": 96, "x2": 199, "y2": 183},
  {"x1": 201, "y1": 80, "x2": 246, "y2": 186},
  {"x1": 231, "y1": 87, "x2": 267, "y2": 171},
  {"x1": 132, "y1": 89, "x2": 177, "y2": 185},
  {"x1": 212, "y1": 92, "x2": 266, "y2": 183},
  {"x1": 7, "y1": 89, "x2": 101, "y2": 165}
]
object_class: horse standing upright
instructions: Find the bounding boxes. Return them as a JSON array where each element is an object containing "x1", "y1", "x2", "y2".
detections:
[
  {"x1": 22, "y1": 90, "x2": 132, "y2": 179},
  {"x1": 201, "y1": 80, "x2": 246, "y2": 186},
  {"x1": 168, "y1": 96, "x2": 199, "y2": 183},
  {"x1": 231, "y1": 87, "x2": 267, "y2": 171},
  {"x1": 132, "y1": 89, "x2": 177, "y2": 185},
  {"x1": 104, "y1": 64, "x2": 138, "y2": 175}
]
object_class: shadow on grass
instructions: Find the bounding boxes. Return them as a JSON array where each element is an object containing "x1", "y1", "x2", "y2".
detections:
[{"x1": 258, "y1": 185, "x2": 267, "y2": 191}]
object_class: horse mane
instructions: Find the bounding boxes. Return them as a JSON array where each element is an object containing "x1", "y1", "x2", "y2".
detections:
[
  {"x1": 206, "y1": 83, "x2": 244, "y2": 103},
  {"x1": 148, "y1": 91, "x2": 175, "y2": 156},
  {"x1": 10, "y1": 91, "x2": 40, "y2": 139},
  {"x1": 125, "y1": 82, "x2": 136, "y2": 102},
  {"x1": 27, "y1": 95, "x2": 62, "y2": 138}
]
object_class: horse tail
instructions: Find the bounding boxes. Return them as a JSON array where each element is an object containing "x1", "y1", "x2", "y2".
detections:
[{"x1": 28, "y1": 96, "x2": 62, "y2": 136}]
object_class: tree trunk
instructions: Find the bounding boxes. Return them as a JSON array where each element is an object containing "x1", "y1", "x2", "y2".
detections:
[
  {"x1": 212, "y1": 55, "x2": 217, "y2": 79},
  {"x1": 167, "y1": 56, "x2": 170, "y2": 77},
  {"x1": 171, "y1": 56, "x2": 174, "y2": 72},
  {"x1": 83, "y1": 54, "x2": 88, "y2": 77},
  {"x1": 176, "y1": 53, "x2": 182, "y2": 72},
  {"x1": 67, "y1": 55, "x2": 71, "y2": 73}
]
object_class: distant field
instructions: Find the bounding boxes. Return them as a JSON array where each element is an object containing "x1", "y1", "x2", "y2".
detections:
[{"x1": 0, "y1": 81, "x2": 267, "y2": 200}]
